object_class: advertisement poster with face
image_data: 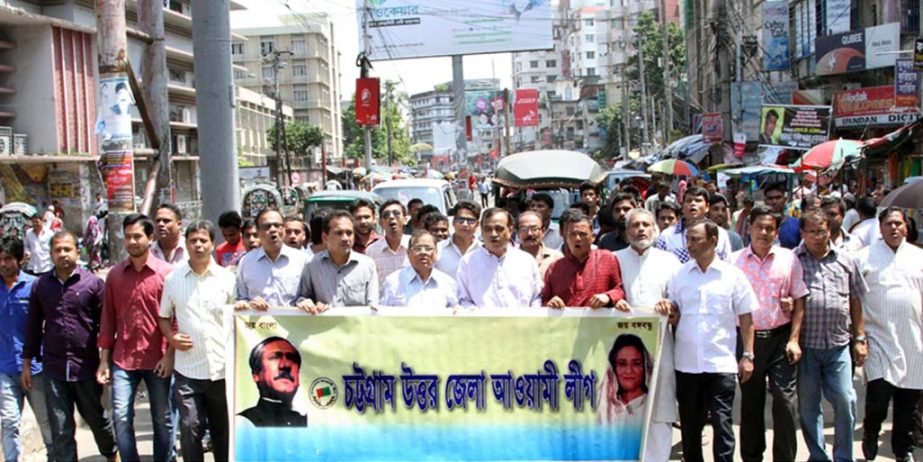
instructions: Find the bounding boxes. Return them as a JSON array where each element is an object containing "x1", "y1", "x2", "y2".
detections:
[{"x1": 759, "y1": 105, "x2": 832, "y2": 150}]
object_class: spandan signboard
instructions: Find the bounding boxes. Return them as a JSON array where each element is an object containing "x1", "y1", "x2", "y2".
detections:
[{"x1": 832, "y1": 85, "x2": 921, "y2": 128}]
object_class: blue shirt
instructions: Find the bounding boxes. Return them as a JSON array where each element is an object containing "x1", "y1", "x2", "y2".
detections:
[
  {"x1": 779, "y1": 216, "x2": 801, "y2": 249},
  {"x1": 0, "y1": 272, "x2": 41, "y2": 376}
]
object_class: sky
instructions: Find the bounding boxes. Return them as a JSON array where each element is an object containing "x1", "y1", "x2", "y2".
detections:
[{"x1": 231, "y1": 0, "x2": 514, "y2": 98}]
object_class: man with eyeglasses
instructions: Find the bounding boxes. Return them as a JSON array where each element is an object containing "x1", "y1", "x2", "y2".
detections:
[
  {"x1": 457, "y1": 208, "x2": 542, "y2": 308},
  {"x1": 541, "y1": 212, "x2": 624, "y2": 309},
  {"x1": 517, "y1": 211, "x2": 561, "y2": 278},
  {"x1": 235, "y1": 208, "x2": 308, "y2": 311},
  {"x1": 380, "y1": 230, "x2": 457, "y2": 308},
  {"x1": 436, "y1": 201, "x2": 481, "y2": 279},
  {"x1": 794, "y1": 210, "x2": 867, "y2": 462},
  {"x1": 366, "y1": 200, "x2": 410, "y2": 286}
]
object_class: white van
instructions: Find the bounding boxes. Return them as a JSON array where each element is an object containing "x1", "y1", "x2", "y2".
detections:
[{"x1": 372, "y1": 179, "x2": 458, "y2": 216}]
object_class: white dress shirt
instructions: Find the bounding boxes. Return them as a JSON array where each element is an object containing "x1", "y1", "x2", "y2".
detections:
[
  {"x1": 380, "y1": 266, "x2": 458, "y2": 308},
  {"x1": 435, "y1": 237, "x2": 481, "y2": 278},
  {"x1": 615, "y1": 246, "x2": 682, "y2": 423},
  {"x1": 24, "y1": 228, "x2": 53, "y2": 273},
  {"x1": 669, "y1": 258, "x2": 758, "y2": 374},
  {"x1": 159, "y1": 260, "x2": 236, "y2": 381},
  {"x1": 543, "y1": 221, "x2": 564, "y2": 250},
  {"x1": 151, "y1": 239, "x2": 189, "y2": 267},
  {"x1": 857, "y1": 239, "x2": 923, "y2": 389},
  {"x1": 851, "y1": 217, "x2": 881, "y2": 247},
  {"x1": 655, "y1": 219, "x2": 733, "y2": 264},
  {"x1": 456, "y1": 246, "x2": 543, "y2": 308},
  {"x1": 842, "y1": 208, "x2": 861, "y2": 234},
  {"x1": 236, "y1": 244, "x2": 308, "y2": 306}
]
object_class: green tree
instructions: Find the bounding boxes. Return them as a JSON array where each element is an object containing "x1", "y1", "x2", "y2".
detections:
[
  {"x1": 267, "y1": 121, "x2": 325, "y2": 158},
  {"x1": 625, "y1": 10, "x2": 686, "y2": 104}
]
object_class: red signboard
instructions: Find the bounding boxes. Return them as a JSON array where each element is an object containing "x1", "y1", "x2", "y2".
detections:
[
  {"x1": 832, "y1": 85, "x2": 921, "y2": 127},
  {"x1": 355, "y1": 78, "x2": 380, "y2": 126},
  {"x1": 701, "y1": 113, "x2": 724, "y2": 143},
  {"x1": 513, "y1": 88, "x2": 539, "y2": 127}
]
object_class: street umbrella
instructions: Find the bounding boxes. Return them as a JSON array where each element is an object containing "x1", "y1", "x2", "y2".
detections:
[
  {"x1": 879, "y1": 180, "x2": 923, "y2": 209},
  {"x1": 792, "y1": 139, "x2": 863, "y2": 171},
  {"x1": 647, "y1": 159, "x2": 699, "y2": 177}
]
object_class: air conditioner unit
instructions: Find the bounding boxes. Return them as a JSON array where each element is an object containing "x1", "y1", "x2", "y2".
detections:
[{"x1": 177, "y1": 135, "x2": 187, "y2": 154}]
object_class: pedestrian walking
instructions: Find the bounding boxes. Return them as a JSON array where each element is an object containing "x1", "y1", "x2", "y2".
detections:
[{"x1": 235, "y1": 208, "x2": 308, "y2": 310}]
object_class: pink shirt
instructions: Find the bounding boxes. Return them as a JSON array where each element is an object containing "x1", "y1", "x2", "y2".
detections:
[
  {"x1": 98, "y1": 255, "x2": 173, "y2": 370},
  {"x1": 731, "y1": 245, "x2": 809, "y2": 330}
]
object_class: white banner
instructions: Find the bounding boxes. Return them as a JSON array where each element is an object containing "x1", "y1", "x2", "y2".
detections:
[
  {"x1": 357, "y1": 0, "x2": 554, "y2": 61},
  {"x1": 834, "y1": 112, "x2": 921, "y2": 128}
]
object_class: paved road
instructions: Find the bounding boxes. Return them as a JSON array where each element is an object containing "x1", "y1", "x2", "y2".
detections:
[{"x1": 19, "y1": 372, "x2": 922, "y2": 461}]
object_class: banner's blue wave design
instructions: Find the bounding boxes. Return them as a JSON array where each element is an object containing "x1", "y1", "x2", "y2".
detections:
[{"x1": 235, "y1": 424, "x2": 642, "y2": 461}]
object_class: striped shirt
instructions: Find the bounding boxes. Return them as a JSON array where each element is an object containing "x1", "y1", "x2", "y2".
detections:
[
  {"x1": 857, "y1": 239, "x2": 923, "y2": 389},
  {"x1": 655, "y1": 218, "x2": 733, "y2": 264},
  {"x1": 159, "y1": 260, "x2": 236, "y2": 381},
  {"x1": 366, "y1": 235, "x2": 410, "y2": 286},
  {"x1": 795, "y1": 243, "x2": 867, "y2": 349},
  {"x1": 297, "y1": 250, "x2": 379, "y2": 307}
]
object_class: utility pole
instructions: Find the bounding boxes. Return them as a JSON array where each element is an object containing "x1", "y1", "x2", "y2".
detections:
[
  {"x1": 503, "y1": 88, "x2": 512, "y2": 156},
  {"x1": 360, "y1": 0, "x2": 373, "y2": 170},
  {"x1": 385, "y1": 80, "x2": 393, "y2": 166},
  {"x1": 138, "y1": 0, "x2": 172, "y2": 211},
  {"x1": 620, "y1": 11, "x2": 631, "y2": 158},
  {"x1": 658, "y1": 0, "x2": 674, "y2": 144},
  {"x1": 637, "y1": 34, "x2": 651, "y2": 155},
  {"x1": 192, "y1": 0, "x2": 239, "y2": 221},
  {"x1": 266, "y1": 50, "x2": 293, "y2": 186},
  {"x1": 714, "y1": 0, "x2": 733, "y2": 147},
  {"x1": 452, "y1": 56, "x2": 466, "y2": 166},
  {"x1": 95, "y1": 0, "x2": 134, "y2": 263}
]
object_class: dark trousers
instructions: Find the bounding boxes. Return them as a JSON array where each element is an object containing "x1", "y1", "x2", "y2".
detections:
[
  {"x1": 44, "y1": 377, "x2": 117, "y2": 462},
  {"x1": 738, "y1": 325, "x2": 798, "y2": 462},
  {"x1": 864, "y1": 378, "x2": 921, "y2": 458},
  {"x1": 174, "y1": 373, "x2": 229, "y2": 462},
  {"x1": 676, "y1": 371, "x2": 737, "y2": 462}
]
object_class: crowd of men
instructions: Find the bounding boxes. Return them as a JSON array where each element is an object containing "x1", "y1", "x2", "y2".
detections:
[{"x1": 1, "y1": 175, "x2": 921, "y2": 461}]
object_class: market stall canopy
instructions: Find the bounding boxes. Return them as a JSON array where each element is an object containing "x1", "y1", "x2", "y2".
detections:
[
  {"x1": 722, "y1": 164, "x2": 795, "y2": 177},
  {"x1": 0, "y1": 202, "x2": 36, "y2": 217},
  {"x1": 792, "y1": 139, "x2": 863, "y2": 172},
  {"x1": 493, "y1": 150, "x2": 606, "y2": 189}
]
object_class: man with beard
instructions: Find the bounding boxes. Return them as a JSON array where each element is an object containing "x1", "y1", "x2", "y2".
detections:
[
  {"x1": 820, "y1": 196, "x2": 863, "y2": 253},
  {"x1": 614, "y1": 208, "x2": 681, "y2": 461},
  {"x1": 857, "y1": 208, "x2": 923, "y2": 462},
  {"x1": 457, "y1": 208, "x2": 542, "y2": 308},
  {"x1": 366, "y1": 200, "x2": 410, "y2": 285},
  {"x1": 542, "y1": 212, "x2": 624, "y2": 308},
  {"x1": 380, "y1": 230, "x2": 457, "y2": 308},
  {"x1": 96, "y1": 214, "x2": 175, "y2": 462},
  {"x1": 238, "y1": 337, "x2": 306, "y2": 427},
  {"x1": 235, "y1": 208, "x2": 308, "y2": 310},
  {"x1": 151, "y1": 203, "x2": 187, "y2": 266},
  {"x1": 517, "y1": 211, "x2": 562, "y2": 278},
  {"x1": 350, "y1": 199, "x2": 380, "y2": 254},
  {"x1": 709, "y1": 193, "x2": 744, "y2": 251},
  {"x1": 296, "y1": 211, "x2": 378, "y2": 313},
  {"x1": 598, "y1": 193, "x2": 636, "y2": 252},
  {"x1": 655, "y1": 187, "x2": 733, "y2": 263}
]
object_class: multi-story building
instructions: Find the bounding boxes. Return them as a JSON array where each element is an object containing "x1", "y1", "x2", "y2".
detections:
[
  {"x1": 235, "y1": 85, "x2": 294, "y2": 167},
  {"x1": 0, "y1": 0, "x2": 254, "y2": 227},
  {"x1": 232, "y1": 15, "x2": 344, "y2": 171},
  {"x1": 409, "y1": 86, "x2": 454, "y2": 162}
]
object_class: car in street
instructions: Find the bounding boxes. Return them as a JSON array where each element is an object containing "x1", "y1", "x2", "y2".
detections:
[
  {"x1": 302, "y1": 190, "x2": 383, "y2": 221},
  {"x1": 372, "y1": 179, "x2": 458, "y2": 216}
]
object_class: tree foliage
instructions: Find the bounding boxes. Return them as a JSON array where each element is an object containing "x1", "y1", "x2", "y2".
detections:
[
  {"x1": 342, "y1": 80, "x2": 416, "y2": 166},
  {"x1": 266, "y1": 121, "x2": 324, "y2": 158}
]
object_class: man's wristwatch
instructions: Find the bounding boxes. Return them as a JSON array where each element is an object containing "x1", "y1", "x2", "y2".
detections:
[
  {"x1": 854, "y1": 335, "x2": 867, "y2": 344},
  {"x1": 741, "y1": 351, "x2": 755, "y2": 361}
]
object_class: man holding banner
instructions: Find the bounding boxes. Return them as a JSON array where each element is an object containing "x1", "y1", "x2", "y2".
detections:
[{"x1": 659, "y1": 219, "x2": 757, "y2": 462}]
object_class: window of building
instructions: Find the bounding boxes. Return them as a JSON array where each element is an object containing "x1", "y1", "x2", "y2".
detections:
[
  {"x1": 546, "y1": 59, "x2": 556, "y2": 68},
  {"x1": 546, "y1": 75, "x2": 556, "y2": 83},
  {"x1": 530, "y1": 60, "x2": 539, "y2": 68},
  {"x1": 260, "y1": 39, "x2": 274, "y2": 55},
  {"x1": 586, "y1": 67, "x2": 596, "y2": 76},
  {"x1": 167, "y1": 0, "x2": 184, "y2": 14},
  {"x1": 566, "y1": 106, "x2": 575, "y2": 116},
  {"x1": 585, "y1": 34, "x2": 594, "y2": 42},
  {"x1": 292, "y1": 39, "x2": 306, "y2": 53},
  {"x1": 234, "y1": 69, "x2": 248, "y2": 80},
  {"x1": 293, "y1": 85, "x2": 309, "y2": 102},
  {"x1": 586, "y1": 51, "x2": 595, "y2": 59},
  {"x1": 168, "y1": 68, "x2": 185, "y2": 84},
  {"x1": 231, "y1": 43, "x2": 244, "y2": 55},
  {"x1": 516, "y1": 62, "x2": 522, "y2": 72},
  {"x1": 262, "y1": 66, "x2": 274, "y2": 80},
  {"x1": 292, "y1": 61, "x2": 307, "y2": 77},
  {"x1": 530, "y1": 75, "x2": 541, "y2": 83},
  {"x1": 584, "y1": 19, "x2": 594, "y2": 27}
]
